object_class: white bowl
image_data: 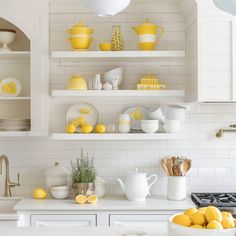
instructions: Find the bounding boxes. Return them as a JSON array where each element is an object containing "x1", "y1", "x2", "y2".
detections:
[
  {"x1": 141, "y1": 120, "x2": 159, "y2": 133},
  {"x1": 50, "y1": 186, "x2": 70, "y2": 199},
  {"x1": 104, "y1": 67, "x2": 123, "y2": 86},
  {"x1": 164, "y1": 119, "x2": 182, "y2": 133},
  {"x1": 168, "y1": 214, "x2": 236, "y2": 236},
  {"x1": 167, "y1": 105, "x2": 186, "y2": 123},
  {"x1": 0, "y1": 30, "x2": 16, "y2": 51},
  {"x1": 148, "y1": 107, "x2": 165, "y2": 121}
]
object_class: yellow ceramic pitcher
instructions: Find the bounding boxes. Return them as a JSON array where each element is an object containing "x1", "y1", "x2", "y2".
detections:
[{"x1": 132, "y1": 19, "x2": 164, "y2": 50}]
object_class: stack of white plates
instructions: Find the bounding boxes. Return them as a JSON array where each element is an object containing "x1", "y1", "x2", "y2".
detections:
[{"x1": 0, "y1": 118, "x2": 30, "y2": 131}]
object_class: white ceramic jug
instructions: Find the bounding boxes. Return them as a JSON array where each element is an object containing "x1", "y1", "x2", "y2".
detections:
[{"x1": 117, "y1": 169, "x2": 158, "y2": 201}]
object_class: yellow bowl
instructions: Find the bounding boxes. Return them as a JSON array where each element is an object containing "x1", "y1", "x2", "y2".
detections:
[
  {"x1": 69, "y1": 36, "x2": 92, "y2": 50},
  {"x1": 67, "y1": 75, "x2": 88, "y2": 90},
  {"x1": 99, "y1": 43, "x2": 112, "y2": 51},
  {"x1": 139, "y1": 42, "x2": 156, "y2": 51}
]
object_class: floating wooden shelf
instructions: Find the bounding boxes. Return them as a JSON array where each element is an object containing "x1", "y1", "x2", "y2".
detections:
[
  {"x1": 0, "y1": 51, "x2": 30, "y2": 59},
  {"x1": 51, "y1": 90, "x2": 185, "y2": 98},
  {"x1": 0, "y1": 97, "x2": 30, "y2": 100},
  {"x1": 51, "y1": 51, "x2": 185, "y2": 61},
  {"x1": 52, "y1": 133, "x2": 186, "y2": 141}
]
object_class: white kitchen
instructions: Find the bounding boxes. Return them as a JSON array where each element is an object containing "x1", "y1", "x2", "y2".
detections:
[{"x1": 0, "y1": 0, "x2": 236, "y2": 235}]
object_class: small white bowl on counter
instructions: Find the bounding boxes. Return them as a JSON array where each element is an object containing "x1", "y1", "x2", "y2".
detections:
[
  {"x1": 50, "y1": 186, "x2": 70, "y2": 199},
  {"x1": 168, "y1": 214, "x2": 236, "y2": 236},
  {"x1": 141, "y1": 120, "x2": 159, "y2": 133}
]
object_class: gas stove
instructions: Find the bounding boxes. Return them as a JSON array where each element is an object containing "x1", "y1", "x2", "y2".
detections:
[{"x1": 191, "y1": 193, "x2": 236, "y2": 216}]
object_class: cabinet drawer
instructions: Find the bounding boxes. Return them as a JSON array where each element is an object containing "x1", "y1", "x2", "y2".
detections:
[
  {"x1": 31, "y1": 214, "x2": 96, "y2": 227},
  {"x1": 110, "y1": 214, "x2": 170, "y2": 227}
]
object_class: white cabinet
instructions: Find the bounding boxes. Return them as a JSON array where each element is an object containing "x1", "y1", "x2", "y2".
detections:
[
  {"x1": 0, "y1": 220, "x2": 18, "y2": 227},
  {"x1": 109, "y1": 214, "x2": 170, "y2": 227},
  {"x1": 31, "y1": 215, "x2": 96, "y2": 227}
]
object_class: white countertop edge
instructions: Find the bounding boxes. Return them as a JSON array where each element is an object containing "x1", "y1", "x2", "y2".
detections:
[{"x1": 0, "y1": 214, "x2": 18, "y2": 220}]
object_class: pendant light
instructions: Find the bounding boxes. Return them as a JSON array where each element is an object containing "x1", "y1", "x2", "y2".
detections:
[
  {"x1": 81, "y1": 0, "x2": 131, "y2": 17},
  {"x1": 213, "y1": 0, "x2": 236, "y2": 15}
]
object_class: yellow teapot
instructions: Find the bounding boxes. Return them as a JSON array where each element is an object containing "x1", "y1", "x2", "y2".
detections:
[
  {"x1": 67, "y1": 75, "x2": 88, "y2": 90},
  {"x1": 132, "y1": 19, "x2": 164, "y2": 51},
  {"x1": 68, "y1": 20, "x2": 93, "y2": 36}
]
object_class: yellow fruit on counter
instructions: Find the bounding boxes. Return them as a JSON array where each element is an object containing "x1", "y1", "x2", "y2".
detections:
[
  {"x1": 172, "y1": 214, "x2": 192, "y2": 227},
  {"x1": 221, "y1": 215, "x2": 235, "y2": 229},
  {"x1": 190, "y1": 225, "x2": 204, "y2": 229},
  {"x1": 198, "y1": 207, "x2": 207, "y2": 213},
  {"x1": 33, "y1": 188, "x2": 47, "y2": 199},
  {"x1": 205, "y1": 206, "x2": 222, "y2": 223},
  {"x1": 222, "y1": 212, "x2": 233, "y2": 218},
  {"x1": 207, "y1": 220, "x2": 223, "y2": 229},
  {"x1": 76, "y1": 195, "x2": 87, "y2": 204},
  {"x1": 190, "y1": 211, "x2": 207, "y2": 226},
  {"x1": 81, "y1": 125, "x2": 93, "y2": 134},
  {"x1": 95, "y1": 124, "x2": 106, "y2": 133},
  {"x1": 87, "y1": 195, "x2": 98, "y2": 204},
  {"x1": 184, "y1": 208, "x2": 198, "y2": 217},
  {"x1": 65, "y1": 124, "x2": 77, "y2": 134}
]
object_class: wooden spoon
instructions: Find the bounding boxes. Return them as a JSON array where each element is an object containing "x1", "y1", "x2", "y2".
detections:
[
  {"x1": 161, "y1": 159, "x2": 170, "y2": 176},
  {"x1": 167, "y1": 159, "x2": 174, "y2": 176},
  {"x1": 172, "y1": 165, "x2": 181, "y2": 176},
  {"x1": 180, "y1": 160, "x2": 189, "y2": 176}
]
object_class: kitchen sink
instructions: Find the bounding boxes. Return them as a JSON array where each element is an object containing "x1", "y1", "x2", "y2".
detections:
[{"x1": 0, "y1": 198, "x2": 20, "y2": 214}]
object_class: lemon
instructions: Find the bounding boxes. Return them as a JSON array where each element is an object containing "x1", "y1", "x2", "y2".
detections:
[
  {"x1": 81, "y1": 125, "x2": 93, "y2": 134},
  {"x1": 190, "y1": 211, "x2": 207, "y2": 226},
  {"x1": 65, "y1": 124, "x2": 77, "y2": 134},
  {"x1": 205, "y1": 206, "x2": 222, "y2": 223},
  {"x1": 87, "y1": 195, "x2": 98, "y2": 204},
  {"x1": 172, "y1": 214, "x2": 192, "y2": 227},
  {"x1": 33, "y1": 188, "x2": 47, "y2": 199},
  {"x1": 190, "y1": 225, "x2": 204, "y2": 229},
  {"x1": 184, "y1": 208, "x2": 198, "y2": 217},
  {"x1": 222, "y1": 212, "x2": 233, "y2": 218},
  {"x1": 207, "y1": 220, "x2": 223, "y2": 229},
  {"x1": 198, "y1": 207, "x2": 207, "y2": 213},
  {"x1": 2, "y1": 84, "x2": 11, "y2": 94},
  {"x1": 76, "y1": 195, "x2": 87, "y2": 204},
  {"x1": 8, "y1": 82, "x2": 16, "y2": 94},
  {"x1": 95, "y1": 124, "x2": 106, "y2": 133},
  {"x1": 221, "y1": 216, "x2": 235, "y2": 229}
]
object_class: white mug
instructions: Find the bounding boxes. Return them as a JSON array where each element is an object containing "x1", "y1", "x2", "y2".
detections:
[{"x1": 167, "y1": 176, "x2": 190, "y2": 201}]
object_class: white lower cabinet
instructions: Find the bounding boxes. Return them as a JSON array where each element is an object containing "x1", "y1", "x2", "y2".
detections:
[
  {"x1": 109, "y1": 214, "x2": 169, "y2": 227},
  {"x1": 31, "y1": 215, "x2": 97, "y2": 227}
]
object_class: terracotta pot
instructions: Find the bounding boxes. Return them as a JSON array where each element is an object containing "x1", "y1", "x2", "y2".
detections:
[{"x1": 72, "y1": 183, "x2": 95, "y2": 196}]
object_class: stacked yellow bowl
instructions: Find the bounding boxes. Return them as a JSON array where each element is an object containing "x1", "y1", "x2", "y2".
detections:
[
  {"x1": 68, "y1": 20, "x2": 93, "y2": 50},
  {"x1": 67, "y1": 75, "x2": 88, "y2": 90},
  {"x1": 136, "y1": 74, "x2": 166, "y2": 90}
]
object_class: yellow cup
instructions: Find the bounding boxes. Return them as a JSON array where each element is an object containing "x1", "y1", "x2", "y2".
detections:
[
  {"x1": 69, "y1": 36, "x2": 92, "y2": 50},
  {"x1": 139, "y1": 42, "x2": 156, "y2": 51}
]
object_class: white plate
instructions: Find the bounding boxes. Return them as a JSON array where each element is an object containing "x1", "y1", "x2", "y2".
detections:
[
  {"x1": 0, "y1": 78, "x2": 22, "y2": 97},
  {"x1": 123, "y1": 107, "x2": 148, "y2": 131},
  {"x1": 66, "y1": 103, "x2": 99, "y2": 133}
]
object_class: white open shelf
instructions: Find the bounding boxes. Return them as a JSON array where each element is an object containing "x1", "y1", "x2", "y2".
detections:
[
  {"x1": 52, "y1": 133, "x2": 186, "y2": 141},
  {"x1": 0, "y1": 97, "x2": 30, "y2": 100},
  {"x1": 51, "y1": 90, "x2": 185, "y2": 98},
  {"x1": 51, "y1": 51, "x2": 185, "y2": 60},
  {"x1": 0, "y1": 51, "x2": 30, "y2": 59},
  {"x1": 0, "y1": 131, "x2": 31, "y2": 137}
]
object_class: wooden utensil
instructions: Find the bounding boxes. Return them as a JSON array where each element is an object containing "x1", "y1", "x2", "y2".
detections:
[
  {"x1": 161, "y1": 159, "x2": 169, "y2": 176},
  {"x1": 172, "y1": 165, "x2": 181, "y2": 176},
  {"x1": 167, "y1": 159, "x2": 174, "y2": 176},
  {"x1": 180, "y1": 160, "x2": 189, "y2": 176}
]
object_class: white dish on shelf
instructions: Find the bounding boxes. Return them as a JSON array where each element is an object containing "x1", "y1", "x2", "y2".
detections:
[
  {"x1": 141, "y1": 120, "x2": 159, "y2": 133},
  {"x1": 104, "y1": 67, "x2": 123, "y2": 86},
  {"x1": 123, "y1": 106, "x2": 148, "y2": 131},
  {"x1": 0, "y1": 78, "x2": 22, "y2": 97},
  {"x1": 0, "y1": 29, "x2": 16, "y2": 51},
  {"x1": 66, "y1": 102, "x2": 99, "y2": 133}
]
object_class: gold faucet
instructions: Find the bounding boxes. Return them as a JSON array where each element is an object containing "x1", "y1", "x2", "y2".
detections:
[{"x1": 0, "y1": 155, "x2": 20, "y2": 197}]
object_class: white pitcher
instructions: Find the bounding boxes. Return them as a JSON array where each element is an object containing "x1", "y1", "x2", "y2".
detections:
[{"x1": 117, "y1": 169, "x2": 158, "y2": 201}]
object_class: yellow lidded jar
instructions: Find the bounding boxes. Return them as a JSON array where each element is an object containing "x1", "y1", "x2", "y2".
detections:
[{"x1": 68, "y1": 20, "x2": 93, "y2": 36}]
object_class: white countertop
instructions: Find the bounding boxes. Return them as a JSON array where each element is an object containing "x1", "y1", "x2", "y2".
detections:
[
  {"x1": 2, "y1": 227, "x2": 167, "y2": 236},
  {"x1": 15, "y1": 195, "x2": 195, "y2": 212}
]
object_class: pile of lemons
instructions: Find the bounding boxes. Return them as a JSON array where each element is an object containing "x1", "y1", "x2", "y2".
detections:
[
  {"x1": 173, "y1": 206, "x2": 236, "y2": 230},
  {"x1": 75, "y1": 195, "x2": 98, "y2": 205},
  {"x1": 66, "y1": 117, "x2": 106, "y2": 134}
]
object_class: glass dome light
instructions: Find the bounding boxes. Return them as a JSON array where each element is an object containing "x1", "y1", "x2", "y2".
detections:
[
  {"x1": 80, "y1": 0, "x2": 131, "y2": 17},
  {"x1": 213, "y1": 0, "x2": 236, "y2": 15}
]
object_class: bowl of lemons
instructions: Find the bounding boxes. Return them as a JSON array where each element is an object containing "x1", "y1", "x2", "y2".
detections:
[{"x1": 169, "y1": 206, "x2": 236, "y2": 236}]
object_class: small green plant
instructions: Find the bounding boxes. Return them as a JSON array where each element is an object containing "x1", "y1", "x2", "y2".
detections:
[{"x1": 71, "y1": 149, "x2": 96, "y2": 184}]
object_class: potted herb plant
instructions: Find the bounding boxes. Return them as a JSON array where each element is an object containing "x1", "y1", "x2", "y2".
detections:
[{"x1": 71, "y1": 149, "x2": 96, "y2": 196}]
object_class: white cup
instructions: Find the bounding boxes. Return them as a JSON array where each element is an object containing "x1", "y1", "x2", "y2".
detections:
[
  {"x1": 119, "y1": 114, "x2": 131, "y2": 133},
  {"x1": 164, "y1": 119, "x2": 182, "y2": 133},
  {"x1": 167, "y1": 177, "x2": 190, "y2": 201},
  {"x1": 148, "y1": 107, "x2": 165, "y2": 121}
]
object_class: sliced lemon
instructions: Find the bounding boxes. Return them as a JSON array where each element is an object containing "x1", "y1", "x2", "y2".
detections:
[
  {"x1": 80, "y1": 108, "x2": 90, "y2": 114},
  {"x1": 76, "y1": 195, "x2": 87, "y2": 204},
  {"x1": 87, "y1": 195, "x2": 98, "y2": 204},
  {"x1": 1, "y1": 84, "x2": 11, "y2": 94},
  {"x1": 8, "y1": 82, "x2": 17, "y2": 94}
]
